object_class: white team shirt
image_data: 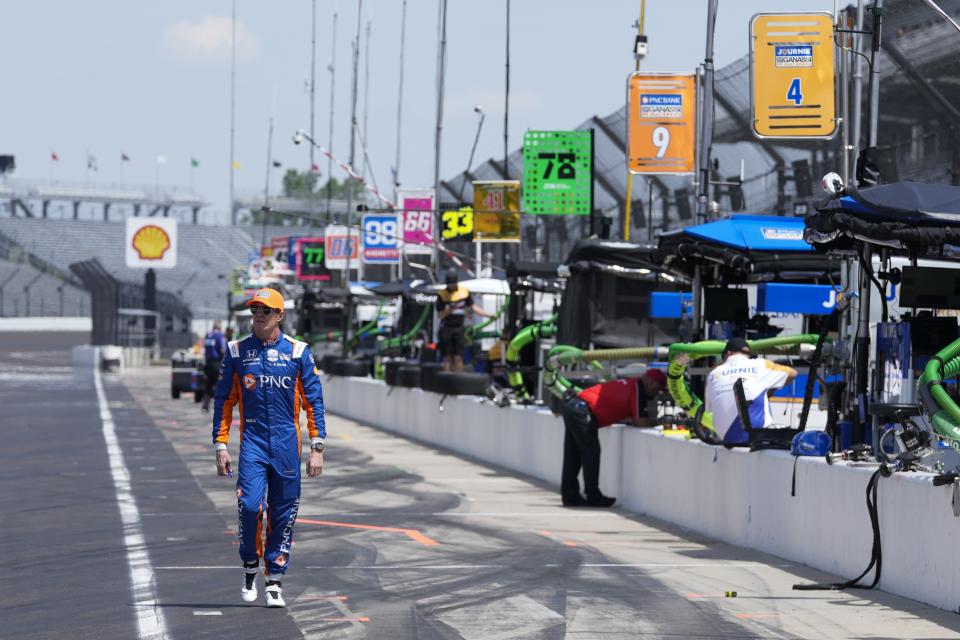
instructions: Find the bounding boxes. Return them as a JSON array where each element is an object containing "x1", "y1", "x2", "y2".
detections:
[{"x1": 705, "y1": 353, "x2": 791, "y2": 444}]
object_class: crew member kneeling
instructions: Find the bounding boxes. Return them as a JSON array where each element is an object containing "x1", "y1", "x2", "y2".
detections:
[{"x1": 561, "y1": 369, "x2": 667, "y2": 507}]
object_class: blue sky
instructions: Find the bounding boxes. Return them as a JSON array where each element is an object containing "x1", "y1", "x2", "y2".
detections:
[{"x1": 3, "y1": 0, "x2": 832, "y2": 223}]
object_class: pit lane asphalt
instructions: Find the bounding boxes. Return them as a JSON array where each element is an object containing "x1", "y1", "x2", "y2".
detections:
[{"x1": 5, "y1": 332, "x2": 960, "y2": 639}]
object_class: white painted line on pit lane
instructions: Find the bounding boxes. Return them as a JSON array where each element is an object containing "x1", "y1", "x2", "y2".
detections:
[
  {"x1": 156, "y1": 561, "x2": 795, "y2": 571},
  {"x1": 95, "y1": 363, "x2": 169, "y2": 640},
  {"x1": 193, "y1": 611, "x2": 223, "y2": 616}
]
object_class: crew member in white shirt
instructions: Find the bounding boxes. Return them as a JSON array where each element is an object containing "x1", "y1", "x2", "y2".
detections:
[{"x1": 704, "y1": 337, "x2": 797, "y2": 446}]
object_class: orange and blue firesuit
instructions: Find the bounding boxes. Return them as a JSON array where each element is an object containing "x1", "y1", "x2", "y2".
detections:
[{"x1": 212, "y1": 332, "x2": 325, "y2": 575}]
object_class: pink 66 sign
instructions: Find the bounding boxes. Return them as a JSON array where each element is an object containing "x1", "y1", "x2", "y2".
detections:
[{"x1": 401, "y1": 195, "x2": 434, "y2": 255}]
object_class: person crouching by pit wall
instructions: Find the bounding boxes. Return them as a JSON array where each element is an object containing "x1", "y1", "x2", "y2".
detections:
[{"x1": 560, "y1": 369, "x2": 667, "y2": 507}]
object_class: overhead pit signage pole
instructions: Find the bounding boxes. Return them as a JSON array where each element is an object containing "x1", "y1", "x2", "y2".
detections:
[{"x1": 750, "y1": 12, "x2": 837, "y2": 139}]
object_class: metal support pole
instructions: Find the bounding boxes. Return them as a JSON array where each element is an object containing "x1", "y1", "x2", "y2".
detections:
[
  {"x1": 503, "y1": 0, "x2": 511, "y2": 175},
  {"x1": 839, "y1": 9, "x2": 850, "y2": 187},
  {"x1": 867, "y1": 0, "x2": 882, "y2": 149},
  {"x1": 326, "y1": 11, "x2": 338, "y2": 222},
  {"x1": 433, "y1": 0, "x2": 449, "y2": 274},
  {"x1": 851, "y1": 0, "x2": 865, "y2": 177},
  {"x1": 624, "y1": 0, "x2": 646, "y2": 240},
  {"x1": 695, "y1": 0, "x2": 718, "y2": 224},
  {"x1": 344, "y1": 0, "x2": 363, "y2": 284},
  {"x1": 692, "y1": 265, "x2": 703, "y2": 341},
  {"x1": 229, "y1": 0, "x2": 236, "y2": 225},
  {"x1": 393, "y1": 0, "x2": 408, "y2": 205},
  {"x1": 309, "y1": 0, "x2": 317, "y2": 214},
  {"x1": 853, "y1": 246, "x2": 872, "y2": 443}
]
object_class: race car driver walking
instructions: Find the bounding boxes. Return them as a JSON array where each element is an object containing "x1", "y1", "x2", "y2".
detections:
[{"x1": 213, "y1": 287, "x2": 325, "y2": 607}]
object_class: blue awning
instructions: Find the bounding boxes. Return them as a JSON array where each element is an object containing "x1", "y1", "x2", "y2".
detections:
[{"x1": 683, "y1": 214, "x2": 811, "y2": 252}]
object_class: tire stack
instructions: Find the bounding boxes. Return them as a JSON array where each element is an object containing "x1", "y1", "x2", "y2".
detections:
[
  {"x1": 419, "y1": 362, "x2": 445, "y2": 393},
  {"x1": 397, "y1": 363, "x2": 422, "y2": 388},
  {"x1": 433, "y1": 371, "x2": 491, "y2": 397}
]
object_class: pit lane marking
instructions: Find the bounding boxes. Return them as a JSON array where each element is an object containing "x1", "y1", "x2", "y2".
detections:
[
  {"x1": 95, "y1": 364, "x2": 169, "y2": 639},
  {"x1": 297, "y1": 518, "x2": 439, "y2": 546}
]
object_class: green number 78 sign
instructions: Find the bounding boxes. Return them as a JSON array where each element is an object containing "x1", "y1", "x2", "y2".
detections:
[{"x1": 522, "y1": 130, "x2": 592, "y2": 215}]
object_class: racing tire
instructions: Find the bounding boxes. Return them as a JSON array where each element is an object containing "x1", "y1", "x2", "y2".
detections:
[
  {"x1": 433, "y1": 372, "x2": 491, "y2": 397},
  {"x1": 339, "y1": 359, "x2": 370, "y2": 377},
  {"x1": 171, "y1": 388, "x2": 181, "y2": 399},
  {"x1": 383, "y1": 359, "x2": 403, "y2": 386},
  {"x1": 419, "y1": 362, "x2": 445, "y2": 393},
  {"x1": 397, "y1": 365, "x2": 422, "y2": 388},
  {"x1": 321, "y1": 354, "x2": 339, "y2": 374}
]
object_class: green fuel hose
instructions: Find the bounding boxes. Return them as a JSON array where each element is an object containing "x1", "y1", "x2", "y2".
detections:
[
  {"x1": 379, "y1": 303, "x2": 432, "y2": 353},
  {"x1": 466, "y1": 295, "x2": 512, "y2": 343},
  {"x1": 505, "y1": 317, "x2": 557, "y2": 400},
  {"x1": 918, "y1": 336, "x2": 960, "y2": 451},
  {"x1": 348, "y1": 301, "x2": 386, "y2": 349}
]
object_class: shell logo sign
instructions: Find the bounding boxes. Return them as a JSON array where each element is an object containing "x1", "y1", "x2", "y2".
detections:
[
  {"x1": 125, "y1": 217, "x2": 178, "y2": 268},
  {"x1": 132, "y1": 225, "x2": 171, "y2": 259}
]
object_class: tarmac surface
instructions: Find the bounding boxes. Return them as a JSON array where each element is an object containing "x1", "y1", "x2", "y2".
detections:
[{"x1": 4, "y1": 331, "x2": 960, "y2": 639}]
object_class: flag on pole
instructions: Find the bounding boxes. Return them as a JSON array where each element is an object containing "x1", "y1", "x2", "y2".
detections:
[
  {"x1": 87, "y1": 153, "x2": 98, "y2": 171},
  {"x1": 156, "y1": 155, "x2": 168, "y2": 165},
  {"x1": 272, "y1": 160, "x2": 282, "y2": 168},
  {"x1": 191, "y1": 158, "x2": 199, "y2": 168},
  {"x1": 231, "y1": 160, "x2": 241, "y2": 170},
  {"x1": 311, "y1": 163, "x2": 320, "y2": 173},
  {"x1": 51, "y1": 151, "x2": 59, "y2": 162},
  {"x1": 121, "y1": 152, "x2": 131, "y2": 162}
]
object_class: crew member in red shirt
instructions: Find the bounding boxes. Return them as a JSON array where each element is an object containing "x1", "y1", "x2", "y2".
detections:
[{"x1": 560, "y1": 369, "x2": 667, "y2": 507}]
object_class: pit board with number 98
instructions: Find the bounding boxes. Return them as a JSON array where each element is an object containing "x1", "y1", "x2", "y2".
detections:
[{"x1": 627, "y1": 73, "x2": 697, "y2": 175}]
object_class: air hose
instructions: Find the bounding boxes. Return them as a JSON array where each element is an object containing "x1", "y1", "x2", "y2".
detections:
[
  {"x1": 379, "y1": 303, "x2": 432, "y2": 354},
  {"x1": 917, "y1": 336, "x2": 960, "y2": 452},
  {"x1": 465, "y1": 295, "x2": 511, "y2": 343},
  {"x1": 542, "y1": 344, "x2": 668, "y2": 399},
  {"x1": 505, "y1": 316, "x2": 557, "y2": 400},
  {"x1": 348, "y1": 301, "x2": 386, "y2": 349}
]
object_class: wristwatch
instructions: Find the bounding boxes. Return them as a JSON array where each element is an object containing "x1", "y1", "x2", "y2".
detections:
[{"x1": 310, "y1": 440, "x2": 325, "y2": 452}]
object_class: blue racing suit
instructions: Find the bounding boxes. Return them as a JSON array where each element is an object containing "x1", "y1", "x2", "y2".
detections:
[{"x1": 212, "y1": 332, "x2": 326, "y2": 575}]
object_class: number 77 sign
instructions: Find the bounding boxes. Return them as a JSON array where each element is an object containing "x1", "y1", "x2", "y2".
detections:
[{"x1": 627, "y1": 73, "x2": 696, "y2": 175}]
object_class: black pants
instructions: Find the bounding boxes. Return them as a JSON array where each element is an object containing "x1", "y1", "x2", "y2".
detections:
[
  {"x1": 203, "y1": 359, "x2": 221, "y2": 406},
  {"x1": 560, "y1": 396, "x2": 603, "y2": 500}
]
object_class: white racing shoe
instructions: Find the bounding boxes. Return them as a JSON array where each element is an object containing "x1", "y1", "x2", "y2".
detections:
[
  {"x1": 264, "y1": 579, "x2": 285, "y2": 608},
  {"x1": 241, "y1": 565, "x2": 258, "y2": 603}
]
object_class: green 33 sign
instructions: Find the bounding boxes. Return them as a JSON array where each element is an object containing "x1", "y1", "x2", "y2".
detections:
[{"x1": 522, "y1": 130, "x2": 592, "y2": 215}]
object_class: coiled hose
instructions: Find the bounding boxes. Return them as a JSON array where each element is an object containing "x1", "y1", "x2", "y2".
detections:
[
  {"x1": 505, "y1": 316, "x2": 557, "y2": 400},
  {"x1": 918, "y1": 336, "x2": 960, "y2": 452}
]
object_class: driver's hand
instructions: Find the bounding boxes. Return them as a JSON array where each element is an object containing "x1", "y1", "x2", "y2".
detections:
[{"x1": 216, "y1": 449, "x2": 233, "y2": 476}]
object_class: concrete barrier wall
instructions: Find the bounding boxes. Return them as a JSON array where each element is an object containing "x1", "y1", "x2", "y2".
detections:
[{"x1": 324, "y1": 374, "x2": 960, "y2": 612}]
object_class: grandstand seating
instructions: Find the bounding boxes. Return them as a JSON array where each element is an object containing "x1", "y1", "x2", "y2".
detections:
[
  {"x1": 0, "y1": 218, "x2": 316, "y2": 319},
  {"x1": 0, "y1": 259, "x2": 90, "y2": 317}
]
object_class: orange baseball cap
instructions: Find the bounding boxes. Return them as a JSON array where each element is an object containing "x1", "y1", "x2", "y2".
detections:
[{"x1": 245, "y1": 288, "x2": 285, "y2": 311}]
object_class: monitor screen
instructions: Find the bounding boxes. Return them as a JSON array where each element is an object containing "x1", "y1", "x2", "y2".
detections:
[
  {"x1": 704, "y1": 287, "x2": 749, "y2": 322},
  {"x1": 900, "y1": 266, "x2": 960, "y2": 310},
  {"x1": 910, "y1": 316, "x2": 959, "y2": 357}
]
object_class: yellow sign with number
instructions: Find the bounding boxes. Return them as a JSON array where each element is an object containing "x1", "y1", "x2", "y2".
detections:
[
  {"x1": 473, "y1": 181, "x2": 521, "y2": 243},
  {"x1": 751, "y1": 12, "x2": 836, "y2": 139},
  {"x1": 441, "y1": 207, "x2": 474, "y2": 242},
  {"x1": 627, "y1": 73, "x2": 697, "y2": 175}
]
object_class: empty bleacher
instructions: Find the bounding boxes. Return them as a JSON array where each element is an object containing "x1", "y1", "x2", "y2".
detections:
[{"x1": 0, "y1": 218, "x2": 310, "y2": 319}]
